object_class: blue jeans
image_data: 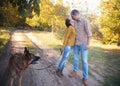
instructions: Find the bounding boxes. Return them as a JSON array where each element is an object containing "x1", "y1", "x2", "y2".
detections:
[
  {"x1": 58, "y1": 46, "x2": 73, "y2": 70},
  {"x1": 74, "y1": 44, "x2": 88, "y2": 79}
]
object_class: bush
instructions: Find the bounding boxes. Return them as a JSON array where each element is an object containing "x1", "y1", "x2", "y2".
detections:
[
  {"x1": 99, "y1": 28, "x2": 119, "y2": 44},
  {"x1": 91, "y1": 23, "x2": 102, "y2": 40}
]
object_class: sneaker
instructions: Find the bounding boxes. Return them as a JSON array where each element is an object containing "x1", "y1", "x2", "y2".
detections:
[
  {"x1": 82, "y1": 78, "x2": 88, "y2": 86},
  {"x1": 68, "y1": 71, "x2": 77, "y2": 78}
]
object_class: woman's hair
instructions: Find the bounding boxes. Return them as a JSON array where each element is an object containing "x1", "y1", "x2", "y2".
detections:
[{"x1": 65, "y1": 18, "x2": 72, "y2": 27}]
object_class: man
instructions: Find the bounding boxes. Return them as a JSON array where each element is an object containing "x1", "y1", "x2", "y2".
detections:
[{"x1": 69, "y1": 9, "x2": 92, "y2": 86}]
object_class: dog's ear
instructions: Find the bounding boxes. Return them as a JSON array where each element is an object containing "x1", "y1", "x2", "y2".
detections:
[
  {"x1": 24, "y1": 47, "x2": 27, "y2": 53},
  {"x1": 24, "y1": 47, "x2": 27, "y2": 52},
  {"x1": 24, "y1": 47, "x2": 29, "y2": 54}
]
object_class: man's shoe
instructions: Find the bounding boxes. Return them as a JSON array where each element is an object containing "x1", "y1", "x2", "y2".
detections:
[
  {"x1": 68, "y1": 71, "x2": 77, "y2": 78},
  {"x1": 82, "y1": 78, "x2": 88, "y2": 86}
]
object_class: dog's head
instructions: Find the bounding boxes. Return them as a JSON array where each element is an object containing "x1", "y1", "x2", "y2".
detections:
[{"x1": 24, "y1": 47, "x2": 35, "y2": 61}]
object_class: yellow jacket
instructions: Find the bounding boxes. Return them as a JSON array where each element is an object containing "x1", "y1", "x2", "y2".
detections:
[{"x1": 62, "y1": 26, "x2": 76, "y2": 49}]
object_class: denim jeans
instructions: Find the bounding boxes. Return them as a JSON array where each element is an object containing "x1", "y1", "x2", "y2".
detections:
[
  {"x1": 58, "y1": 46, "x2": 73, "y2": 70},
  {"x1": 74, "y1": 44, "x2": 89, "y2": 79}
]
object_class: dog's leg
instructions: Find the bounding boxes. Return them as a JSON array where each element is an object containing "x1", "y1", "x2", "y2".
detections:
[
  {"x1": 18, "y1": 76, "x2": 22, "y2": 86},
  {"x1": 18, "y1": 72, "x2": 23, "y2": 86},
  {"x1": 10, "y1": 75, "x2": 14, "y2": 86},
  {"x1": 9, "y1": 70, "x2": 15, "y2": 86}
]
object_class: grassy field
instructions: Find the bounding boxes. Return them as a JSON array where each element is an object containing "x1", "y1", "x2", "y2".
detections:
[
  {"x1": 0, "y1": 28, "x2": 36, "y2": 53},
  {"x1": 31, "y1": 31, "x2": 120, "y2": 86},
  {"x1": 0, "y1": 27, "x2": 17, "y2": 52},
  {"x1": 0, "y1": 29, "x2": 120, "y2": 86},
  {"x1": 31, "y1": 31, "x2": 62, "y2": 51}
]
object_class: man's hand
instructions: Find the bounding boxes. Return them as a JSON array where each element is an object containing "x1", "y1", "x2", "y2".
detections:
[
  {"x1": 85, "y1": 44, "x2": 90, "y2": 50},
  {"x1": 85, "y1": 36, "x2": 91, "y2": 50}
]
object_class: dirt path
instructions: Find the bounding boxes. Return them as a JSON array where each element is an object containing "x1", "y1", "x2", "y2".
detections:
[{"x1": 0, "y1": 30, "x2": 100, "y2": 86}]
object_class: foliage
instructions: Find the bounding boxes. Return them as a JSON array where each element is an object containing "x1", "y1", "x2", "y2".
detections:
[
  {"x1": 0, "y1": 0, "x2": 40, "y2": 27},
  {"x1": 87, "y1": 13, "x2": 102, "y2": 39},
  {"x1": 0, "y1": 27, "x2": 17, "y2": 52},
  {"x1": 26, "y1": 0, "x2": 69, "y2": 32},
  {"x1": 0, "y1": 0, "x2": 40, "y2": 16},
  {"x1": 0, "y1": 3, "x2": 19, "y2": 26},
  {"x1": 100, "y1": 0, "x2": 120, "y2": 44}
]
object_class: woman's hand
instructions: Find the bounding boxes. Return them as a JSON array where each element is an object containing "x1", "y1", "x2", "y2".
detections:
[
  {"x1": 60, "y1": 46, "x2": 64, "y2": 55},
  {"x1": 61, "y1": 45, "x2": 64, "y2": 51}
]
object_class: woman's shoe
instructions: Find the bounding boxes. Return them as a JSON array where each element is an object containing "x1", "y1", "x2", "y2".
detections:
[{"x1": 56, "y1": 69, "x2": 63, "y2": 78}]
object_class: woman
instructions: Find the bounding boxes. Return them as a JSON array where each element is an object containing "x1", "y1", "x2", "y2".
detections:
[{"x1": 56, "y1": 18, "x2": 76, "y2": 77}]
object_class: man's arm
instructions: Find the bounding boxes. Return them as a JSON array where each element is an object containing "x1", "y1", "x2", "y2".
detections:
[
  {"x1": 84, "y1": 19, "x2": 92, "y2": 50},
  {"x1": 85, "y1": 37, "x2": 92, "y2": 50}
]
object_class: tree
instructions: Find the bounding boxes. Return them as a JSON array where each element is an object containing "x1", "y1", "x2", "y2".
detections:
[
  {"x1": 0, "y1": 0, "x2": 40, "y2": 27},
  {"x1": 88, "y1": 13, "x2": 102, "y2": 40},
  {"x1": 100, "y1": 0, "x2": 120, "y2": 44},
  {"x1": 26, "y1": 0, "x2": 69, "y2": 31},
  {"x1": 26, "y1": 0, "x2": 55, "y2": 30}
]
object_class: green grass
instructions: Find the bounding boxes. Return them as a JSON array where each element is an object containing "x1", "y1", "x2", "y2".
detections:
[
  {"x1": 0, "y1": 27, "x2": 17, "y2": 52},
  {"x1": 31, "y1": 31, "x2": 120, "y2": 86},
  {"x1": 103, "y1": 72, "x2": 120, "y2": 86},
  {"x1": 0, "y1": 27, "x2": 36, "y2": 54}
]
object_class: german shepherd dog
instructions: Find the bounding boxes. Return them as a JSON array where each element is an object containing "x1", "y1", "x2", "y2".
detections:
[{"x1": 8, "y1": 47, "x2": 37, "y2": 86}]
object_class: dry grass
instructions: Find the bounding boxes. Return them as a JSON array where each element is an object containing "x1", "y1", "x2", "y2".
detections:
[
  {"x1": 90, "y1": 39, "x2": 120, "y2": 52},
  {"x1": 31, "y1": 31, "x2": 62, "y2": 51}
]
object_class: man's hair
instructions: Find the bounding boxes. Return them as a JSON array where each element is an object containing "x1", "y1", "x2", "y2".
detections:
[
  {"x1": 71, "y1": 9, "x2": 79, "y2": 15},
  {"x1": 65, "y1": 18, "x2": 71, "y2": 27}
]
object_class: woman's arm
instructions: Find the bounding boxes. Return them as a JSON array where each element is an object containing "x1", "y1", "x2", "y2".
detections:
[{"x1": 62, "y1": 27, "x2": 72, "y2": 50}]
